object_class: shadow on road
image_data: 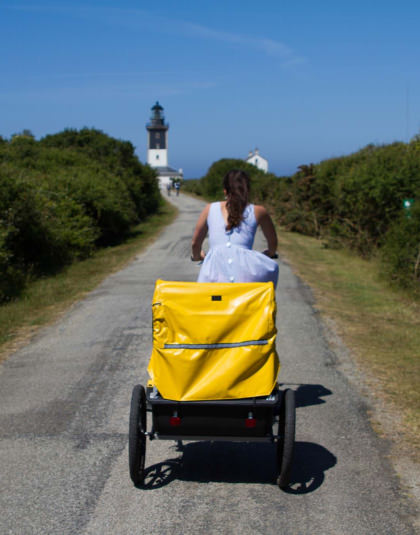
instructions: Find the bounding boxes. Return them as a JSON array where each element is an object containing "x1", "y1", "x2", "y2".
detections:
[
  {"x1": 283, "y1": 441, "x2": 337, "y2": 494},
  {"x1": 139, "y1": 440, "x2": 336, "y2": 493},
  {"x1": 280, "y1": 383, "x2": 333, "y2": 408}
]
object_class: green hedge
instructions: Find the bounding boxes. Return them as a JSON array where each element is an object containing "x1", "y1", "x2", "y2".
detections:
[{"x1": 0, "y1": 129, "x2": 160, "y2": 301}]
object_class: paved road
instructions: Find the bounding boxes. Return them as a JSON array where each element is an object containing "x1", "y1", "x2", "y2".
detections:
[{"x1": 0, "y1": 193, "x2": 417, "y2": 534}]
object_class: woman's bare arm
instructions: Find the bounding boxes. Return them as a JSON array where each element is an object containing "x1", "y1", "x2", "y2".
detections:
[
  {"x1": 254, "y1": 205, "x2": 278, "y2": 257},
  {"x1": 191, "y1": 204, "x2": 210, "y2": 260}
]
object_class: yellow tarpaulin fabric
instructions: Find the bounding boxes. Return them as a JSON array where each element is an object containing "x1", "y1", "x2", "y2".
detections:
[{"x1": 147, "y1": 280, "x2": 280, "y2": 401}]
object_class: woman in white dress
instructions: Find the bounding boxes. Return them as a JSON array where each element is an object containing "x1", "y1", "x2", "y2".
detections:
[{"x1": 191, "y1": 169, "x2": 279, "y2": 286}]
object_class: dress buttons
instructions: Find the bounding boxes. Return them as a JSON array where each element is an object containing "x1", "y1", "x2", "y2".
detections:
[{"x1": 228, "y1": 258, "x2": 233, "y2": 264}]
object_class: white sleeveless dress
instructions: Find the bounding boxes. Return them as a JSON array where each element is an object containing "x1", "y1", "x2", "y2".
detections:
[{"x1": 197, "y1": 202, "x2": 279, "y2": 286}]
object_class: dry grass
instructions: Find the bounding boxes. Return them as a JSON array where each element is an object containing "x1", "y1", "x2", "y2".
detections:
[
  {"x1": 0, "y1": 201, "x2": 178, "y2": 363},
  {"x1": 278, "y1": 229, "x2": 420, "y2": 456}
]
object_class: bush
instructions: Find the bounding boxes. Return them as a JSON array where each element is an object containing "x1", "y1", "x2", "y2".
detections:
[
  {"x1": 39, "y1": 128, "x2": 161, "y2": 221},
  {"x1": 0, "y1": 166, "x2": 98, "y2": 301},
  {"x1": 380, "y1": 202, "x2": 420, "y2": 287},
  {"x1": 0, "y1": 128, "x2": 161, "y2": 301},
  {"x1": 184, "y1": 158, "x2": 281, "y2": 203},
  {"x1": 182, "y1": 178, "x2": 204, "y2": 197}
]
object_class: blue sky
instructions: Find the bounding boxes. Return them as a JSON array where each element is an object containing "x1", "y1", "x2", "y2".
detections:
[{"x1": 1, "y1": 1, "x2": 420, "y2": 178}]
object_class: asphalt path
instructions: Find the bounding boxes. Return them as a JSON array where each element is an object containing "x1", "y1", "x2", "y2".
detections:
[{"x1": 0, "y1": 192, "x2": 417, "y2": 534}]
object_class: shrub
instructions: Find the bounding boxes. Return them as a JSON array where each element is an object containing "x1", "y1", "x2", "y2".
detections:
[
  {"x1": 0, "y1": 128, "x2": 161, "y2": 301},
  {"x1": 380, "y1": 202, "x2": 420, "y2": 287},
  {"x1": 0, "y1": 166, "x2": 98, "y2": 301}
]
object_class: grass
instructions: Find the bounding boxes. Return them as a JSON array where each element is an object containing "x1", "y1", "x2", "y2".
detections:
[
  {"x1": 0, "y1": 200, "x2": 178, "y2": 362},
  {"x1": 278, "y1": 229, "x2": 420, "y2": 455}
]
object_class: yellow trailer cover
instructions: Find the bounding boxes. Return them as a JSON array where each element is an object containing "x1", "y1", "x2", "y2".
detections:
[{"x1": 147, "y1": 280, "x2": 279, "y2": 401}]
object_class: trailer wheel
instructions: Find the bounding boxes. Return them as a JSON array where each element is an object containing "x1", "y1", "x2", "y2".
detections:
[
  {"x1": 277, "y1": 389, "x2": 295, "y2": 489},
  {"x1": 129, "y1": 384, "x2": 147, "y2": 486}
]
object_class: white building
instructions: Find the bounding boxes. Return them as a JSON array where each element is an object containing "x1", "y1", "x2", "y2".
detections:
[
  {"x1": 245, "y1": 148, "x2": 269, "y2": 173},
  {"x1": 146, "y1": 101, "x2": 183, "y2": 187}
]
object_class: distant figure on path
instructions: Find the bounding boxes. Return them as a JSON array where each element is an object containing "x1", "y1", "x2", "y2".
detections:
[
  {"x1": 166, "y1": 183, "x2": 171, "y2": 196},
  {"x1": 191, "y1": 169, "x2": 279, "y2": 286},
  {"x1": 175, "y1": 181, "x2": 180, "y2": 196}
]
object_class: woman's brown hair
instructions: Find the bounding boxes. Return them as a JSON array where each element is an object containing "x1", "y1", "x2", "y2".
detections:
[{"x1": 223, "y1": 169, "x2": 250, "y2": 230}]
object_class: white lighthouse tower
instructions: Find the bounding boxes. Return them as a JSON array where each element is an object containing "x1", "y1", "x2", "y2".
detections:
[{"x1": 146, "y1": 101, "x2": 183, "y2": 187}]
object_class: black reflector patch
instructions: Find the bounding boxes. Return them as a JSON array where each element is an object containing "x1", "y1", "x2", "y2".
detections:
[{"x1": 211, "y1": 295, "x2": 222, "y2": 301}]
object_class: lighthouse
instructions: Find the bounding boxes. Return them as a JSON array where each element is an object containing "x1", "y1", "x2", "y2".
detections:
[{"x1": 146, "y1": 101, "x2": 183, "y2": 187}]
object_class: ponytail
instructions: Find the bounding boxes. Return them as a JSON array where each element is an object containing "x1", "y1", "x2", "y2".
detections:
[{"x1": 223, "y1": 169, "x2": 250, "y2": 230}]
